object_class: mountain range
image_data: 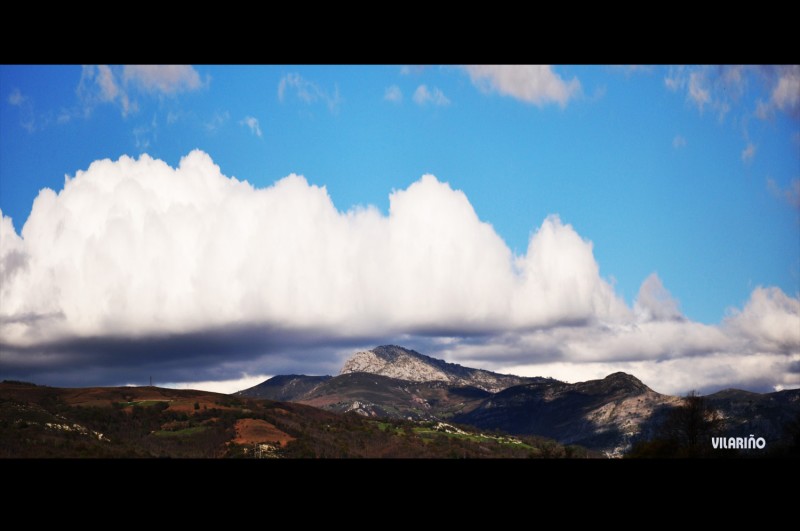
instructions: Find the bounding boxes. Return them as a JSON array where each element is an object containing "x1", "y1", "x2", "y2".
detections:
[
  {"x1": 3, "y1": 345, "x2": 797, "y2": 458},
  {"x1": 238, "y1": 345, "x2": 800, "y2": 456}
]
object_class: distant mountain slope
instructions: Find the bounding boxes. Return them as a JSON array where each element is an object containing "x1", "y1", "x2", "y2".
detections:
[
  {"x1": 705, "y1": 387, "x2": 800, "y2": 440},
  {"x1": 236, "y1": 346, "x2": 800, "y2": 455},
  {"x1": 454, "y1": 372, "x2": 681, "y2": 456},
  {"x1": 240, "y1": 372, "x2": 492, "y2": 420},
  {"x1": 340, "y1": 345, "x2": 538, "y2": 392},
  {"x1": 235, "y1": 375, "x2": 331, "y2": 401},
  {"x1": 300, "y1": 373, "x2": 493, "y2": 420}
]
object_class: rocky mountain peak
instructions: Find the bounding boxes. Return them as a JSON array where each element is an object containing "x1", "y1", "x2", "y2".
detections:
[
  {"x1": 340, "y1": 346, "x2": 451, "y2": 383},
  {"x1": 339, "y1": 345, "x2": 532, "y2": 393},
  {"x1": 601, "y1": 372, "x2": 650, "y2": 393}
]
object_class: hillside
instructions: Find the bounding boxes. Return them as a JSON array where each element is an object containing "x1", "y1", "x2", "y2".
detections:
[
  {"x1": 705, "y1": 387, "x2": 800, "y2": 439},
  {"x1": 0, "y1": 381, "x2": 590, "y2": 458},
  {"x1": 239, "y1": 375, "x2": 332, "y2": 401},
  {"x1": 238, "y1": 346, "x2": 800, "y2": 456},
  {"x1": 454, "y1": 372, "x2": 681, "y2": 456}
]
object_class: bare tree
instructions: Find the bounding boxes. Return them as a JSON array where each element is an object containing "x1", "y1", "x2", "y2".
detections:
[
  {"x1": 629, "y1": 391, "x2": 725, "y2": 458},
  {"x1": 660, "y1": 391, "x2": 723, "y2": 456}
]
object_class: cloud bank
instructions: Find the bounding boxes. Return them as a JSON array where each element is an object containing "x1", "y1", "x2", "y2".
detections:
[{"x1": 1, "y1": 151, "x2": 797, "y2": 394}]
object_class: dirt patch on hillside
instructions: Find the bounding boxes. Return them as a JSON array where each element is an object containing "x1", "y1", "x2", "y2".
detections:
[
  {"x1": 232, "y1": 418, "x2": 294, "y2": 446},
  {"x1": 166, "y1": 396, "x2": 235, "y2": 413}
]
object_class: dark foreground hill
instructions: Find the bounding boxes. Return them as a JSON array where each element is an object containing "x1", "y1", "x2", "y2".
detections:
[
  {"x1": 238, "y1": 346, "x2": 800, "y2": 456},
  {"x1": 0, "y1": 380, "x2": 591, "y2": 458}
]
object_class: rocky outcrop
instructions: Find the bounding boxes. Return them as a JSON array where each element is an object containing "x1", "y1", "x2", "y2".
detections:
[
  {"x1": 340, "y1": 345, "x2": 534, "y2": 393},
  {"x1": 455, "y1": 373, "x2": 682, "y2": 456}
]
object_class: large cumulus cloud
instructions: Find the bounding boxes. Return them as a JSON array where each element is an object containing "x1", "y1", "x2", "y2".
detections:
[
  {"x1": 0, "y1": 150, "x2": 628, "y2": 342},
  {"x1": 1, "y1": 151, "x2": 798, "y2": 394}
]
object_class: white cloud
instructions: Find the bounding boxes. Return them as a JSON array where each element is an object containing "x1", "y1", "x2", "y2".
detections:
[
  {"x1": 163, "y1": 374, "x2": 273, "y2": 394},
  {"x1": 278, "y1": 73, "x2": 341, "y2": 113},
  {"x1": 499, "y1": 352, "x2": 800, "y2": 396},
  {"x1": 770, "y1": 65, "x2": 800, "y2": 115},
  {"x1": 122, "y1": 65, "x2": 203, "y2": 94},
  {"x1": 665, "y1": 69, "x2": 683, "y2": 91},
  {"x1": 726, "y1": 286, "x2": 800, "y2": 352},
  {"x1": 634, "y1": 273, "x2": 682, "y2": 322},
  {"x1": 428, "y1": 282, "x2": 799, "y2": 394},
  {"x1": 413, "y1": 85, "x2": 450, "y2": 107},
  {"x1": 462, "y1": 65, "x2": 580, "y2": 107},
  {"x1": 0, "y1": 151, "x2": 625, "y2": 343},
  {"x1": 8, "y1": 88, "x2": 25, "y2": 106},
  {"x1": 767, "y1": 177, "x2": 800, "y2": 209},
  {"x1": 77, "y1": 65, "x2": 203, "y2": 117},
  {"x1": 672, "y1": 134, "x2": 686, "y2": 149},
  {"x1": 400, "y1": 65, "x2": 427, "y2": 75},
  {"x1": 240, "y1": 116, "x2": 262, "y2": 137},
  {"x1": 384, "y1": 85, "x2": 403, "y2": 103},
  {"x1": 96, "y1": 65, "x2": 120, "y2": 102},
  {"x1": 687, "y1": 71, "x2": 711, "y2": 111},
  {"x1": 0, "y1": 151, "x2": 797, "y2": 394},
  {"x1": 666, "y1": 65, "x2": 799, "y2": 122},
  {"x1": 413, "y1": 85, "x2": 450, "y2": 106},
  {"x1": 664, "y1": 65, "x2": 746, "y2": 122},
  {"x1": 741, "y1": 142, "x2": 756, "y2": 163},
  {"x1": 755, "y1": 100, "x2": 771, "y2": 120},
  {"x1": 6, "y1": 88, "x2": 35, "y2": 132}
]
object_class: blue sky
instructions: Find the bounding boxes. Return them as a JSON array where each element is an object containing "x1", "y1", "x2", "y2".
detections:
[{"x1": 1, "y1": 65, "x2": 798, "y2": 394}]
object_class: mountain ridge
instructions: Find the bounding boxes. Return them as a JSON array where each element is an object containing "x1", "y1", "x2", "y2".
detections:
[
  {"x1": 237, "y1": 345, "x2": 800, "y2": 455},
  {"x1": 340, "y1": 345, "x2": 540, "y2": 392}
]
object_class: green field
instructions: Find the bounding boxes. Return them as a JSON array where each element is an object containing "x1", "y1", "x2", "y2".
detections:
[
  {"x1": 374, "y1": 420, "x2": 536, "y2": 450},
  {"x1": 413, "y1": 425, "x2": 536, "y2": 450}
]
